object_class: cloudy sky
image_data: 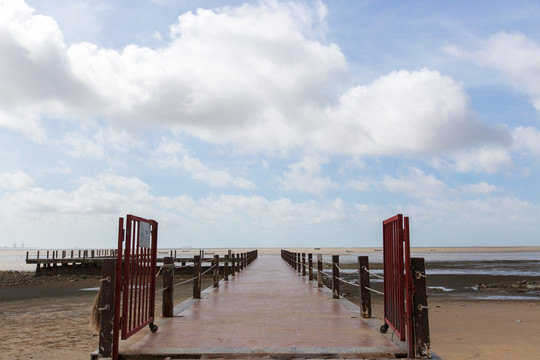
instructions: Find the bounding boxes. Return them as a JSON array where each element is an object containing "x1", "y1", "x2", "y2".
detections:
[{"x1": 1, "y1": 0, "x2": 539, "y2": 249}]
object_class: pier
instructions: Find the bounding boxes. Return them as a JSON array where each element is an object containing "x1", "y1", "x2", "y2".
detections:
[{"x1": 110, "y1": 255, "x2": 407, "y2": 359}]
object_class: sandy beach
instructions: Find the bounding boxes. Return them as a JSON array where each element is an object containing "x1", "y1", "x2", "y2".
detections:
[{"x1": 1, "y1": 248, "x2": 539, "y2": 359}]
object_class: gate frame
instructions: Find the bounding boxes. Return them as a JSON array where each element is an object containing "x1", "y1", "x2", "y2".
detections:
[
  {"x1": 382, "y1": 214, "x2": 414, "y2": 356},
  {"x1": 112, "y1": 214, "x2": 159, "y2": 360}
]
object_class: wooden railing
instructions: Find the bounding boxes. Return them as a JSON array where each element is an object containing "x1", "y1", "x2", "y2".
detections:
[
  {"x1": 280, "y1": 249, "x2": 431, "y2": 359},
  {"x1": 96, "y1": 249, "x2": 258, "y2": 359}
]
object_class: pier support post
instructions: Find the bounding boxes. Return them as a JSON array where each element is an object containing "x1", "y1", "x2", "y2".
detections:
[
  {"x1": 231, "y1": 253, "x2": 236, "y2": 276},
  {"x1": 317, "y1": 254, "x2": 323, "y2": 288},
  {"x1": 358, "y1": 256, "x2": 371, "y2": 318},
  {"x1": 302, "y1": 253, "x2": 306, "y2": 276},
  {"x1": 308, "y1": 253, "x2": 313, "y2": 281},
  {"x1": 98, "y1": 259, "x2": 116, "y2": 358},
  {"x1": 213, "y1": 255, "x2": 219, "y2": 288},
  {"x1": 193, "y1": 255, "x2": 201, "y2": 299},
  {"x1": 297, "y1": 253, "x2": 301, "y2": 274},
  {"x1": 162, "y1": 256, "x2": 174, "y2": 317},
  {"x1": 332, "y1": 255, "x2": 340, "y2": 299},
  {"x1": 224, "y1": 254, "x2": 229, "y2": 281},
  {"x1": 411, "y1": 257, "x2": 430, "y2": 358}
]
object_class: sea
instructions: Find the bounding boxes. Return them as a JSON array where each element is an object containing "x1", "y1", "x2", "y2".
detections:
[{"x1": 333, "y1": 250, "x2": 540, "y2": 301}]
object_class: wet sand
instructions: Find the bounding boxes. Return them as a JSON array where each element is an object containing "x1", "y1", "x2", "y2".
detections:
[{"x1": 0, "y1": 272, "x2": 213, "y2": 360}]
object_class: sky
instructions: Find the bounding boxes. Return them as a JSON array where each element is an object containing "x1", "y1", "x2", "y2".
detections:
[{"x1": 1, "y1": 0, "x2": 539, "y2": 249}]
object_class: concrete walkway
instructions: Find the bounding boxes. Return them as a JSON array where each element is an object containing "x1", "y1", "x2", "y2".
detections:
[{"x1": 120, "y1": 255, "x2": 405, "y2": 359}]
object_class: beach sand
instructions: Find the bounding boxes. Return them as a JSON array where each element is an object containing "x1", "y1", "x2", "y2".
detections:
[
  {"x1": 343, "y1": 294, "x2": 540, "y2": 360},
  {"x1": 0, "y1": 273, "x2": 213, "y2": 360}
]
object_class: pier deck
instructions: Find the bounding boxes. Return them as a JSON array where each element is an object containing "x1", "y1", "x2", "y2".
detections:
[{"x1": 118, "y1": 255, "x2": 406, "y2": 359}]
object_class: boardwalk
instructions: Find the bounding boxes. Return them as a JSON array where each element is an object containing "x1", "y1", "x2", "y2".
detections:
[{"x1": 119, "y1": 255, "x2": 406, "y2": 359}]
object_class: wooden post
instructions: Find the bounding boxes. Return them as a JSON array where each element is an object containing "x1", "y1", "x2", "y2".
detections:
[
  {"x1": 224, "y1": 254, "x2": 229, "y2": 281},
  {"x1": 411, "y1": 257, "x2": 430, "y2": 358},
  {"x1": 297, "y1": 253, "x2": 301, "y2": 274},
  {"x1": 293, "y1": 252, "x2": 297, "y2": 270},
  {"x1": 332, "y1": 255, "x2": 339, "y2": 299},
  {"x1": 193, "y1": 255, "x2": 201, "y2": 299},
  {"x1": 308, "y1": 253, "x2": 313, "y2": 281},
  {"x1": 358, "y1": 256, "x2": 371, "y2": 318},
  {"x1": 231, "y1": 253, "x2": 236, "y2": 276},
  {"x1": 162, "y1": 257, "x2": 174, "y2": 317},
  {"x1": 213, "y1": 254, "x2": 219, "y2": 288},
  {"x1": 98, "y1": 259, "x2": 116, "y2": 358},
  {"x1": 317, "y1": 254, "x2": 323, "y2": 288},
  {"x1": 302, "y1": 253, "x2": 306, "y2": 276}
]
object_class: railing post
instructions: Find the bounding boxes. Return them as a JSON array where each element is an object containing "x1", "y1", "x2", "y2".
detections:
[
  {"x1": 213, "y1": 255, "x2": 219, "y2": 288},
  {"x1": 193, "y1": 255, "x2": 201, "y2": 299},
  {"x1": 317, "y1": 254, "x2": 323, "y2": 288},
  {"x1": 358, "y1": 256, "x2": 371, "y2": 318},
  {"x1": 162, "y1": 256, "x2": 174, "y2": 317},
  {"x1": 302, "y1": 253, "x2": 306, "y2": 276},
  {"x1": 98, "y1": 258, "x2": 116, "y2": 358},
  {"x1": 308, "y1": 253, "x2": 313, "y2": 281},
  {"x1": 411, "y1": 257, "x2": 430, "y2": 358},
  {"x1": 224, "y1": 254, "x2": 229, "y2": 281},
  {"x1": 332, "y1": 255, "x2": 340, "y2": 299}
]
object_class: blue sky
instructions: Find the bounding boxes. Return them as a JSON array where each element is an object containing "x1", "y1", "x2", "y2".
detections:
[{"x1": 1, "y1": 0, "x2": 539, "y2": 249}]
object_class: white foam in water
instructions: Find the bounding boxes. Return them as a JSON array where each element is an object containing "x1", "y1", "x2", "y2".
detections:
[{"x1": 428, "y1": 286, "x2": 454, "y2": 292}]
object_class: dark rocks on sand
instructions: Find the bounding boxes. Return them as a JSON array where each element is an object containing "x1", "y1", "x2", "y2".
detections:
[{"x1": 476, "y1": 280, "x2": 540, "y2": 293}]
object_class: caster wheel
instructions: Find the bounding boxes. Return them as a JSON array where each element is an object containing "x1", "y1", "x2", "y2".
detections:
[
  {"x1": 149, "y1": 322, "x2": 158, "y2": 333},
  {"x1": 380, "y1": 324, "x2": 389, "y2": 334}
]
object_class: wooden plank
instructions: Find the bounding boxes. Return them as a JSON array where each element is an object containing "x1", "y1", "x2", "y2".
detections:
[
  {"x1": 98, "y1": 258, "x2": 116, "y2": 358},
  {"x1": 332, "y1": 255, "x2": 340, "y2": 299},
  {"x1": 411, "y1": 257, "x2": 430, "y2": 358},
  {"x1": 162, "y1": 257, "x2": 174, "y2": 317},
  {"x1": 358, "y1": 256, "x2": 371, "y2": 318}
]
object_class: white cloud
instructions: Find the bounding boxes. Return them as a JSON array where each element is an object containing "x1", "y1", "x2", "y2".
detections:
[
  {"x1": 449, "y1": 147, "x2": 513, "y2": 174},
  {"x1": 460, "y1": 182, "x2": 499, "y2": 196},
  {"x1": 382, "y1": 168, "x2": 447, "y2": 199},
  {"x1": 0, "y1": 0, "x2": 93, "y2": 141},
  {"x1": 447, "y1": 32, "x2": 540, "y2": 112},
  {"x1": 0, "y1": 0, "x2": 509, "y2": 159},
  {"x1": 317, "y1": 69, "x2": 509, "y2": 156},
  {"x1": 346, "y1": 178, "x2": 371, "y2": 191},
  {"x1": 62, "y1": 132, "x2": 105, "y2": 159},
  {"x1": 0, "y1": 171, "x2": 34, "y2": 190},
  {"x1": 279, "y1": 155, "x2": 339, "y2": 194},
  {"x1": 513, "y1": 126, "x2": 540, "y2": 156},
  {"x1": 153, "y1": 138, "x2": 256, "y2": 189}
]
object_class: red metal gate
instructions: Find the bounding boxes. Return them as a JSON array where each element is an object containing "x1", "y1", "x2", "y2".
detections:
[
  {"x1": 113, "y1": 215, "x2": 158, "y2": 359},
  {"x1": 382, "y1": 214, "x2": 413, "y2": 355}
]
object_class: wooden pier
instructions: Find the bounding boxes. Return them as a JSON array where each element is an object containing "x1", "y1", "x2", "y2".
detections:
[
  {"x1": 111, "y1": 255, "x2": 407, "y2": 359},
  {"x1": 25, "y1": 249, "x2": 236, "y2": 275}
]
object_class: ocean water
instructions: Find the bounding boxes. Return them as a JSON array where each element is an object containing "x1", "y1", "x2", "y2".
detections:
[{"x1": 317, "y1": 250, "x2": 540, "y2": 301}]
